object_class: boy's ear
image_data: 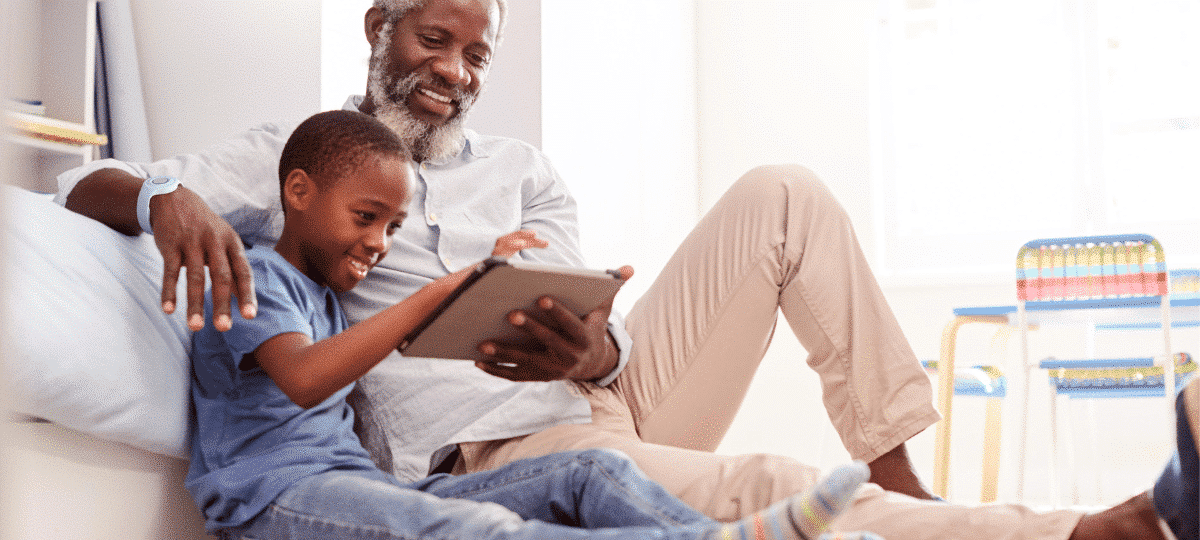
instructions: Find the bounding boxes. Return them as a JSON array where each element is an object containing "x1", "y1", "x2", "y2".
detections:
[
  {"x1": 365, "y1": 6, "x2": 387, "y2": 48},
  {"x1": 283, "y1": 169, "x2": 316, "y2": 212}
]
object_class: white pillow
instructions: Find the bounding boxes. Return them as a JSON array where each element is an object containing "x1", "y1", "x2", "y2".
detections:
[{"x1": 2, "y1": 185, "x2": 192, "y2": 458}]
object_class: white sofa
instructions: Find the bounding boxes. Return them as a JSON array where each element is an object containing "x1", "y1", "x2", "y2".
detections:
[
  {"x1": 2, "y1": 186, "x2": 212, "y2": 539},
  {"x1": 3, "y1": 421, "x2": 210, "y2": 539}
]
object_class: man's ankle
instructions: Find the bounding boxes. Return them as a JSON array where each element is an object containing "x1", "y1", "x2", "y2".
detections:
[{"x1": 866, "y1": 443, "x2": 938, "y2": 500}]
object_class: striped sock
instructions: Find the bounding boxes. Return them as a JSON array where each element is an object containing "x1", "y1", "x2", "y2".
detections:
[{"x1": 710, "y1": 461, "x2": 869, "y2": 540}]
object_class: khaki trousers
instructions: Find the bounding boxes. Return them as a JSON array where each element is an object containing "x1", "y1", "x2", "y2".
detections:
[{"x1": 461, "y1": 165, "x2": 1081, "y2": 538}]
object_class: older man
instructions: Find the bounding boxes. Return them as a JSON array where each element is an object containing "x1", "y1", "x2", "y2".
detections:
[{"x1": 59, "y1": 0, "x2": 1190, "y2": 538}]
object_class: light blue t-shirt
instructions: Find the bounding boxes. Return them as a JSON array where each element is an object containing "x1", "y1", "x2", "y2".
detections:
[{"x1": 185, "y1": 245, "x2": 375, "y2": 532}]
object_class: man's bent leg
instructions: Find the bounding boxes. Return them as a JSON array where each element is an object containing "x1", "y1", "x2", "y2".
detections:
[{"x1": 618, "y1": 164, "x2": 938, "y2": 470}]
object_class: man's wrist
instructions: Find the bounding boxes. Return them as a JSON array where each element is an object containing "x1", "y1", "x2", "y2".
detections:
[
  {"x1": 136, "y1": 176, "x2": 181, "y2": 234},
  {"x1": 583, "y1": 332, "x2": 620, "y2": 382}
]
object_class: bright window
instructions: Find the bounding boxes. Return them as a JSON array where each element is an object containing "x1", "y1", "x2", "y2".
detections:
[{"x1": 874, "y1": 0, "x2": 1200, "y2": 279}]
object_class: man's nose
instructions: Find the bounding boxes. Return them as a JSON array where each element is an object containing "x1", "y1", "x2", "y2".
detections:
[{"x1": 431, "y1": 53, "x2": 470, "y2": 87}]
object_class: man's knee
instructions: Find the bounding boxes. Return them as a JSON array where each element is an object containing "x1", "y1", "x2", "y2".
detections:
[{"x1": 725, "y1": 164, "x2": 847, "y2": 221}]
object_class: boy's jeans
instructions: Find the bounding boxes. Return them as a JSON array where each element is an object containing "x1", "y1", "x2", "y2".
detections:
[{"x1": 220, "y1": 448, "x2": 723, "y2": 540}]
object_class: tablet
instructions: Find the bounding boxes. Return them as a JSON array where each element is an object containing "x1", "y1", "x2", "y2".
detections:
[{"x1": 398, "y1": 257, "x2": 626, "y2": 361}]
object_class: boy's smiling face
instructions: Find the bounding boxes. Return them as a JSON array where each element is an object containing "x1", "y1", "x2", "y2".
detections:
[{"x1": 287, "y1": 155, "x2": 414, "y2": 293}]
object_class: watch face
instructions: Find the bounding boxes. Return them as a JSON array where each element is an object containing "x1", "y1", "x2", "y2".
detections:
[{"x1": 151, "y1": 177, "x2": 173, "y2": 185}]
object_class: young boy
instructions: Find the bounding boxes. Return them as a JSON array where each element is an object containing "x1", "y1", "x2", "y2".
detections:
[{"x1": 185, "y1": 109, "x2": 876, "y2": 540}]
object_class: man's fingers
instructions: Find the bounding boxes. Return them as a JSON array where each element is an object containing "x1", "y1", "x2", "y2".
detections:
[
  {"x1": 160, "y1": 250, "x2": 183, "y2": 315},
  {"x1": 207, "y1": 248, "x2": 234, "y2": 332},
  {"x1": 535, "y1": 297, "x2": 591, "y2": 344},
  {"x1": 184, "y1": 251, "x2": 208, "y2": 331},
  {"x1": 229, "y1": 242, "x2": 257, "y2": 320},
  {"x1": 509, "y1": 309, "x2": 573, "y2": 352}
]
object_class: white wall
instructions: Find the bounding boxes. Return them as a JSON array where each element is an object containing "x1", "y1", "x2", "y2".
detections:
[
  {"x1": 542, "y1": 0, "x2": 700, "y2": 313},
  {"x1": 129, "y1": 0, "x2": 322, "y2": 159}
]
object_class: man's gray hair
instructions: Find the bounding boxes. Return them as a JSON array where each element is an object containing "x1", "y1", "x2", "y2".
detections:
[{"x1": 372, "y1": 0, "x2": 508, "y2": 44}]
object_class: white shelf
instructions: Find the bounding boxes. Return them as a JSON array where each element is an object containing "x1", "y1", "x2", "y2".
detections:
[{"x1": 5, "y1": 133, "x2": 93, "y2": 157}]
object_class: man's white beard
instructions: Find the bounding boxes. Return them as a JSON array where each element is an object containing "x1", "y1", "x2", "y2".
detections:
[{"x1": 367, "y1": 42, "x2": 474, "y2": 162}]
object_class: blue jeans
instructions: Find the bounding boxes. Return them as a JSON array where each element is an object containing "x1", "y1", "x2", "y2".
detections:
[{"x1": 220, "y1": 448, "x2": 724, "y2": 540}]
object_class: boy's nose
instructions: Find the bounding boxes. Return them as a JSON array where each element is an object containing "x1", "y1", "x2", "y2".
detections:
[{"x1": 364, "y1": 228, "x2": 389, "y2": 254}]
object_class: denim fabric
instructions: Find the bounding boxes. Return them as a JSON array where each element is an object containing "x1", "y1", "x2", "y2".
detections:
[
  {"x1": 222, "y1": 449, "x2": 725, "y2": 540},
  {"x1": 1153, "y1": 390, "x2": 1198, "y2": 540}
]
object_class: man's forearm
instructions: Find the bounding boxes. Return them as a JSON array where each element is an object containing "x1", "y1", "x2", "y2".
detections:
[{"x1": 64, "y1": 168, "x2": 144, "y2": 236}]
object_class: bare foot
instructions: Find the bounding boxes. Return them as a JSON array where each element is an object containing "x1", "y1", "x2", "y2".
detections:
[
  {"x1": 867, "y1": 442, "x2": 939, "y2": 501},
  {"x1": 1069, "y1": 492, "x2": 1166, "y2": 540}
]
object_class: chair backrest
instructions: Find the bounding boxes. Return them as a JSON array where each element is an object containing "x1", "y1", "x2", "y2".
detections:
[
  {"x1": 1170, "y1": 268, "x2": 1200, "y2": 299},
  {"x1": 1016, "y1": 234, "x2": 1167, "y2": 302}
]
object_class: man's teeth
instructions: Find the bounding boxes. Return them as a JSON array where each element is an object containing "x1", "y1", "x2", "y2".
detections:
[
  {"x1": 419, "y1": 88, "x2": 452, "y2": 104},
  {"x1": 349, "y1": 259, "x2": 368, "y2": 274}
]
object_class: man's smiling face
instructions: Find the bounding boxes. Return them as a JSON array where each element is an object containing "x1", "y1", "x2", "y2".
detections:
[{"x1": 365, "y1": 0, "x2": 500, "y2": 161}]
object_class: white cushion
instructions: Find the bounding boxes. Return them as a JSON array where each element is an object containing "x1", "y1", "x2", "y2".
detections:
[{"x1": 2, "y1": 185, "x2": 191, "y2": 458}]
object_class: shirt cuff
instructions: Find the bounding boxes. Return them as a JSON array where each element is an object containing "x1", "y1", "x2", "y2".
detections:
[
  {"x1": 592, "y1": 310, "x2": 631, "y2": 387},
  {"x1": 53, "y1": 159, "x2": 145, "y2": 207}
]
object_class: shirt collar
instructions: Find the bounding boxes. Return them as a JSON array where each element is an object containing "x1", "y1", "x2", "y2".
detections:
[{"x1": 342, "y1": 95, "x2": 488, "y2": 164}]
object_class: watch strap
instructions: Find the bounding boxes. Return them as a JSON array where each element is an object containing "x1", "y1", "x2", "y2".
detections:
[{"x1": 136, "y1": 176, "x2": 181, "y2": 234}]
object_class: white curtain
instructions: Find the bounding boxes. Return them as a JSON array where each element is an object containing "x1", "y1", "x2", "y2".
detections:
[{"x1": 95, "y1": 0, "x2": 150, "y2": 162}]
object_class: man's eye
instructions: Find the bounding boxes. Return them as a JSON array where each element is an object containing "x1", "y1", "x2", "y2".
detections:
[
  {"x1": 420, "y1": 35, "x2": 443, "y2": 47},
  {"x1": 357, "y1": 211, "x2": 375, "y2": 222}
]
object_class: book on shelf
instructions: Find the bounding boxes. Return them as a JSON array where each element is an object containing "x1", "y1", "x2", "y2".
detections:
[
  {"x1": 5, "y1": 110, "x2": 108, "y2": 147},
  {"x1": 5, "y1": 98, "x2": 47, "y2": 116}
]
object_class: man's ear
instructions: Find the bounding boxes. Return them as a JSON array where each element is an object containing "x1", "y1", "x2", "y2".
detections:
[
  {"x1": 365, "y1": 6, "x2": 386, "y2": 48},
  {"x1": 283, "y1": 169, "x2": 316, "y2": 212}
]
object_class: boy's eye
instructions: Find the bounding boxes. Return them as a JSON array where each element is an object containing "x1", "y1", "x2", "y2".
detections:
[{"x1": 357, "y1": 211, "x2": 376, "y2": 222}]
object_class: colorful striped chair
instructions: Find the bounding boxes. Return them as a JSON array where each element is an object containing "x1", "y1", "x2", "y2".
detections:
[{"x1": 1014, "y1": 234, "x2": 1181, "y2": 504}]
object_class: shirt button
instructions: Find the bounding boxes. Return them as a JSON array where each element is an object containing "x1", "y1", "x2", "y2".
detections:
[{"x1": 428, "y1": 212, "x2": 438, "y2": 223}]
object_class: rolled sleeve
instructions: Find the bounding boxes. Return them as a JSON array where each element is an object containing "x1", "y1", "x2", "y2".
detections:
[
  {"x1": 593, "y1": 311, "x2": 632, "y2": 387},
  {"x1": 52, "y1": 122, "x2": 294, "y2": 245}
]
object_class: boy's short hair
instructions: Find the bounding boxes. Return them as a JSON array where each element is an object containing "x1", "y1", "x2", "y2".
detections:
[{"x1": 278, "y1": 110, "x2": 410, "y2": 196}]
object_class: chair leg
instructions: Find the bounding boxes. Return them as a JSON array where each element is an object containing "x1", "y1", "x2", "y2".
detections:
[
  {"x1": 980, "y1": 396, "x2": 1003, "y2": 503},
  {"x1": 1049, "y1": 390, "x2": 1062, "y2": 506},
  {"x1": 934, "y1": 315, "x2": 1010, "y2": 500},
  {"x1": 1084, "y1": 399, "x2": 1103, "y2": 505}
]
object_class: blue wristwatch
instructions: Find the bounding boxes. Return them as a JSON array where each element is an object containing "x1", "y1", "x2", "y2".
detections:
[{"x1": 136, "y1": 176, "x2": 181, "y2": 234}]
